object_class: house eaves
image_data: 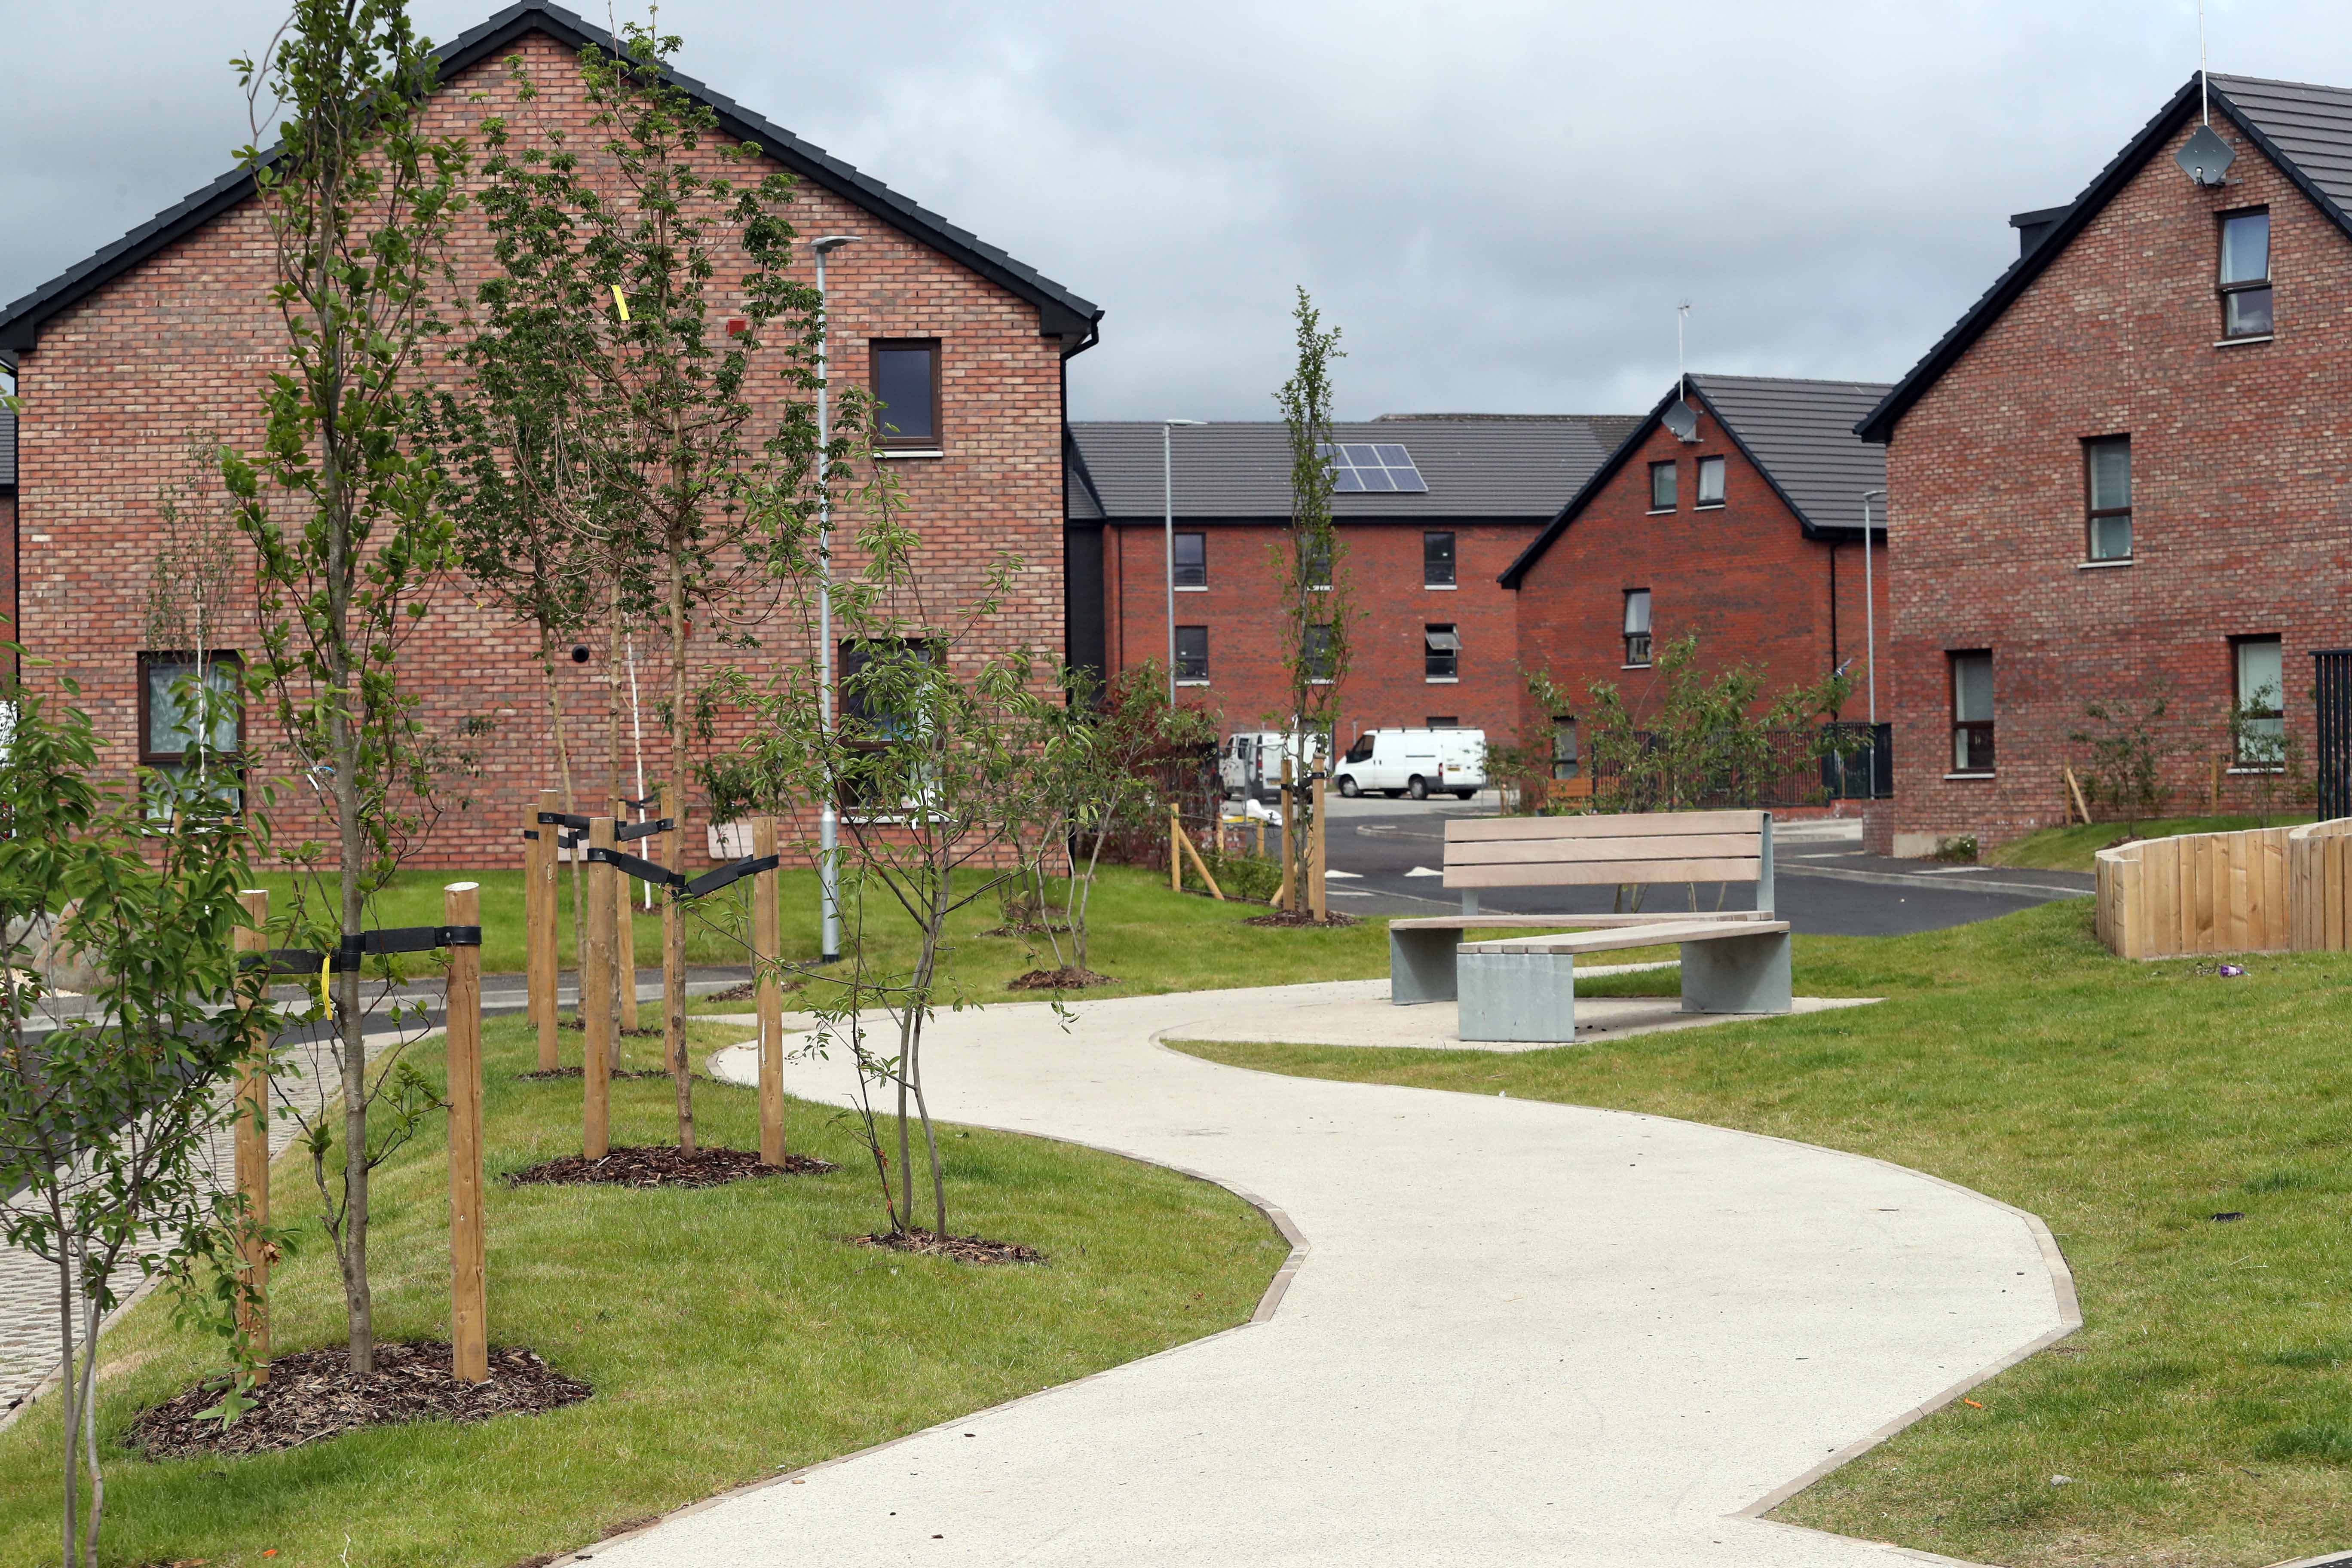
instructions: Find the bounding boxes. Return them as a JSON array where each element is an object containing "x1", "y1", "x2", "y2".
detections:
[
  {"x1": 1857, "y1": 72, "x2": 2352, "y2": 444},
  {"x1": 0, "y1": 0, "x2": 1102, "y2": 355}
]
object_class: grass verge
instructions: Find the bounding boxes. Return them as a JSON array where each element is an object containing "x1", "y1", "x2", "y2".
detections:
[
  {"x1": 1989, "y1": 813, "x2": 2314, "y2": 873},
  {"x1": 1170, "y1": 900, "x2": 2352, "y2": 1568},
  {"x1": 0, "y1": 1015, "x2": 1287, "y2": 1567}
]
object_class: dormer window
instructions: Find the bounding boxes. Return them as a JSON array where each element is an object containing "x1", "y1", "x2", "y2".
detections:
[{"x1": 2220, "y1": 209, "x2": 2272, "y2": 338}]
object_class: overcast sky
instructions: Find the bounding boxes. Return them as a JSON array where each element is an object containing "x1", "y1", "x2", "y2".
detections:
[{"x1": 1, "y1": 0, "x2": 2332, "y2": 420}]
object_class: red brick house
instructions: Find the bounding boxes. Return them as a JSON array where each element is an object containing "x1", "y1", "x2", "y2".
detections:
[
  {"x1": 1065, "y1": 415, "x2": 1635, "y2": 747},
  {"x1": 1501, "y1": 374, "x2": 1890, "y2": 787},
  {"x1": 0, "y1": 1, "x2": 1100, "y2": 866},
  {"x1": 1858, "y1": 74, "x2": 2352, "y2": 855}
]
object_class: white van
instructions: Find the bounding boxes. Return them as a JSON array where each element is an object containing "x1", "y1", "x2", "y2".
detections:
[
  {"x1": 1334, "y1": 728, "x2": 1487, "y2": 800},
  {"x1": 1220, "y1": 731, "x2": 1331, "y2": 802}
]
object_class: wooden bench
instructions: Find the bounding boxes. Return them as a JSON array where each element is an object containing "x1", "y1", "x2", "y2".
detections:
[{"x1": 1387, "y1": 810, "x2": 1791, "y2": 1043}]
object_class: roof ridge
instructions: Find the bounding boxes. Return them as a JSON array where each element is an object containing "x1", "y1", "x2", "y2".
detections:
[
  {"x1": 0, "y1": 0, "x2": 1100, "y2": 353},
  {"x1": 2207, "y1": 70, "x2": 2352, "y2": 95}
]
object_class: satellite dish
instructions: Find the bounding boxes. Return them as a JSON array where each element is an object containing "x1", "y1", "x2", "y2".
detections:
[
  {"x1": 1661, "y1": 398, "x2": 1699, "y2": 443},
  {"x1": 2176, "y1": 124, "x2": 2236, "y2": 187}
]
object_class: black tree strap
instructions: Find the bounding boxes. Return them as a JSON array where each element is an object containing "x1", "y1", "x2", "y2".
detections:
[
  {"x1": 682, "y1": 854, "x2": 780, "y2": 899},
  {"x1": 537, "y1": 811, "x2": 591, "y2": 830},
  {"x1": 614, "y1": 817, "x2": 674, "y2": 843},
  {"x1": 585, "y1": 845, "x2": 682, "y2": 889},
  {"x1": 585, "y1": 847, "x2": 780, "y2": 899},
  {"x1": 245, "y1": 925, "x2": 481, "y2": 976},
  {"x1": 623, "y1": 794, "x2": 661, "y2": 812}
]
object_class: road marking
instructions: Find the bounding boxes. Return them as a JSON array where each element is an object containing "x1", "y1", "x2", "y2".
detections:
[{"x1": 1405, "y1": 866, "x2": 1443, "y2": 878}]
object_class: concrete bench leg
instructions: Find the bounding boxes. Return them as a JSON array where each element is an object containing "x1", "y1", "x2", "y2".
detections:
[
  {"x1": 1679, "y1": 931, "x2": 1793, "y2": 1014},
  {"x1": 1457, "y1": 950, "x2": 1578, "y2": 1043},
  {"x1": 1389, "y1": 927, "x2": 1461, "y2": 1005}
]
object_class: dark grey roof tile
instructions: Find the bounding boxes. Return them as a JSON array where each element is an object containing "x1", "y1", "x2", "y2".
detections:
[{"x1": 1689, "y1": 374, "x2": 1890, "y2": 532}]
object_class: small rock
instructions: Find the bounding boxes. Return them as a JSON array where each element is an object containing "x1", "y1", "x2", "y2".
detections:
[{"x1": 2049, "y1": 1474, "x2": 2073, "y2": 1486}]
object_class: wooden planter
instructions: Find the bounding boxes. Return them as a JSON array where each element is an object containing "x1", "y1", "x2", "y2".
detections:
[{"x1": 2095, "y1": 817, "x2": 2352, "y2": 959}]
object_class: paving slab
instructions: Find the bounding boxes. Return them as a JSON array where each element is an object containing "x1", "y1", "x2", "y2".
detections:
[{"x1": 574, "y1": 980, "x2": 2071, "y2": 1568}]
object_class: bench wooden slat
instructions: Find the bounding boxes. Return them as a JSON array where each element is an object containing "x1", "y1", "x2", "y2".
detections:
[
  {"x1": 1444, "y1": 833, "x2": 1761, "y2": 866},
  {"x1": 1389, "y1": 911, "x2": 1775, "y2": 931},
  {"x1": 1449, "y1": 857, "x2": 1763, "y2": 888},
  {"x1": 1463, "y1": 919, "x2": 1790, "y2": 956},
  {"x1": 1444, "y1": 810, "x2": 1766, "y2": 843}
]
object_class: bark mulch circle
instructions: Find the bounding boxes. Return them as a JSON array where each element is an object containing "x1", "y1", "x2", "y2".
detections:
[
  {"x1": 124, "y1": 1341, "x2": 588, "y2": 1460},
  {"x1": 854, "y1": 1228, "x2": 1045, "y2": 1265},
  {"x1": 1007, "y1": 966, "x2": 1114, "y2": 991},
  {"x1": 1242, "y1": 908, "x2": 1360, "y2": 928},
  {"x1": 703, "y1": 977, "x2": 805, "y2": 1003},
  {"x1": 515, "y1": 1066, "x2": 710, "y2": 1083},
  {"x1": 506, "y1": 1145, "x2": 837, "y2": 1188}
]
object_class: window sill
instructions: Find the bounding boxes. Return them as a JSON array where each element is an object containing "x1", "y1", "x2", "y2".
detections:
[
  {"x1": 2226, "y1": 764, "x2": 2286, "y2": 775},
  {"x1": 1944, "y1": 771, "x2": 1996, "y2": 781},
  {"x1": 1621, "y1": 664, "x2": 1652, "y2": 671},
  {"x1": 1423, "y1": 582, "x2": 1457, "y2": 590},
  {"x1": 1307, "y1": 679, "x2": 1335, "y2": 686},
  {"x1": 1694, "y1": 502, "x2": 1726, "y2": 511},
  {"x1": 1176, "y1": 679, "x2": 1211, "y2": 688},
  {"x1": 1645, "y1": 508, "x2": 1675, "y2": 517},
  {"x1": 2215, "y1": 335, "x2": 2273, "y2": 349},
  {"x1": 1174, "y1": 584, "x2": 1208, "y2": 592},
  {"x1": 1424, "y1": 677, "x2": 1460, "y2": 685},
  {"x1": 2076, "y1": 557, "x2": 2133, "y2": 570},
  {"x1": 876, "y1": 447, "x2": 944, "y2": 460}
]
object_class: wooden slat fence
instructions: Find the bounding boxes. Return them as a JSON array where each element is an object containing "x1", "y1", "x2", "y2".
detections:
[{"x1": 2096, "y1": 817, "x2": 2352, "y2": 959}]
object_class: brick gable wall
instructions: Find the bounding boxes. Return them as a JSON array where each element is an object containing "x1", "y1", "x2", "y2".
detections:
[
  {"x1": 1513, "y1": 411, "x2": 1886, "y2": 765},
  {"x1": 1098, "y1": 518, "x2": 1535, "y2": 747},
  {"x1": 10, "y1": 29, "x2": 1068, "y2": 867},
  {"x1": 1883, "y1": 113, "x2": 2352, "y2": 853}
]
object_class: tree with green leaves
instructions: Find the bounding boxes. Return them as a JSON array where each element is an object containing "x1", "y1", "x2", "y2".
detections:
[
  {"x1": 0, "y1": 671, "x2": 276, "y2": 1568},
  {"x1": 223, "y1": 0, "x2": 466, "y2": 1376},
  {"x1": 1271, "y1": 288, "x2": 1348, "y2": 917},
  {"x1": 573, "y1": 21, "x2": 824, "y2": 1152}
]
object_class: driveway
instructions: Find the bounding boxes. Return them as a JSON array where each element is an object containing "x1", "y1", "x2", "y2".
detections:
[{"x1": 579, "y1": 981, "x2": 2075, "y2": 1568}]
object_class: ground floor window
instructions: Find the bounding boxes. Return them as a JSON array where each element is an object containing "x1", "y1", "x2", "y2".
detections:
[
  {"x1": 1424, "y1": 624, "x2": 1459, "y2": 680},
  {"x1": 138, "y1": 651, "x2": 244, "y2": 817},
  {"x1": 1949, "y1": 650, "x2": 1994, "y2": 774},
  {"x1": 1551, "y1": 717, "x2": 1580, "y2": 779},
  {"x1": 2233, "y1": 634, "x2": 2285, "y2": 766},
  {"x1": 1176, "y1": 625, "x2": 1210, "y2": 683},
  {"x1": 1622, "y1": 590, "x2": 1651, "y2": 667}
]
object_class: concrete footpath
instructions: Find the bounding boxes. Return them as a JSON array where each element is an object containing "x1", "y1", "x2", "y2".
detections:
[{"x1": 579, "y1": 979, "x2": 2074, "y2": 1568}]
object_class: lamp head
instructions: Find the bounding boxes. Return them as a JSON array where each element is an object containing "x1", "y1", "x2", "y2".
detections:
[{"x1": 812, "y1": 235, "x2": 857, "y2": 255}]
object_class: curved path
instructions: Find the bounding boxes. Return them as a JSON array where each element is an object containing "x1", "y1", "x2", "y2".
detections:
[{"x1": 593, "y1": 979, "x2": 2074, "y2": 1568}]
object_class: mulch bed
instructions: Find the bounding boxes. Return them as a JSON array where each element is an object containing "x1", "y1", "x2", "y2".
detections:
[
  {"x1": 702, "y1": 977, "x2": 805, "y2": 1003},
  {"x1": 853, "y1": 1228, "x2": 1045, "y2": 1265},
  {"x1": 1243, "y1": 908, "x2": 1359, "y2": 928},
  {"x1": 124, "y1": 1341, "x2": 588, "y2": 1460},
  {"x1": 1007, "y1": 966, "x2": 1114, "y2": 991},
  {"x1": 505, "y1": 1145, "x2": 836, "y2": 1188},
  {"x1": 560, "y1": 1017, "x2": 665, "y2": 1037}
]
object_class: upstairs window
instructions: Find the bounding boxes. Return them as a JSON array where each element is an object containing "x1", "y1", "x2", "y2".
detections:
[
  {"x1": 1622, "y1": 589, "x2": 1652, "y2": 667},
  {"x1": 1648, "y1": 461, "x2": 1676, "y2": 511},
  {"x1": 1303, "y1": 624, "x2": 1337, "y2": 683},
  {"x1": 2220, "y1": 209, "x2": 2272, "y2": 339},
  {"x1": 2085, "y1": 436, "x2": 2132, "y2": 561},
  {"x1": 870, "y1": 339, "x2": 940, "y2": 449},
  {"x1": 1424, "y1": 625, "x2": 1460, "y2": 681},
  {"x1": 1422, "y1": 530, "x2": 1456, "y2": 587},
  {"x1": 1175, "y1": 626, "x2": 1210, "y2": 684},
  {"x1": 1695, "y1": 455, "x2": 1726, "y2": 508},
  {"x1": 1173, "y1": 531, "x2": 1207, "y2": 589},
  {"x1": 2233, "y1": 634, "x2": 2285, "y2": 766},
  {"x1": 140, "y1": 651, "x2": 244, "y2": 816},
  {"x1": 1950, "y1": 650, "x2": 1994, "y2": 774},
  {"x1": 1301, "y1": 535, "x2": 1333, "y2": 590}
]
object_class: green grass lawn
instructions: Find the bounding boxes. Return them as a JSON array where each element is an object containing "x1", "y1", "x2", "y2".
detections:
[
  {"x1": 0, "y1": 1016, "x2": 1289, "y2": 1568},
  {"x1": 1172, "y1": 900, "x2": 2352, "y2": 1568},
  {"x1": 1989, "y1": 813, "x2": 2315, "y2": 873}
]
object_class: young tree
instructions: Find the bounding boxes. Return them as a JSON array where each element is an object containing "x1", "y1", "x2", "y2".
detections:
[
  {"x1": 2070, "y1": 688, "x2": 2172, "y2": 826},
  {"x1": 224, "y1": 0, "x2": 466, "y2": 1375},
  {"x1": 575, "y1": 22, "x2": 824, "y2": 1150},
  {"x1": 1270, "y1": 289, "x2": 1348, "y2": 917},
  {"x1": 0, "y1": 674, "x2": 275, "y2": 1568}
]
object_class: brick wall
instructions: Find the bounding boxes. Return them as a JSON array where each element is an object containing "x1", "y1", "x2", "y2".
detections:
[
  {"x1": 11, "y1": 29, "x2": 1070, "y2": 867},
  {"x1": 1883, "y1": 112, "x2": 2352, "y2": 854},
  {"x1": 1099, "y1": 518, "x2": 1536, "y2": 744},
  {"x1": 1513, "y1": 410, "x2": 1887, "y2": 753}
]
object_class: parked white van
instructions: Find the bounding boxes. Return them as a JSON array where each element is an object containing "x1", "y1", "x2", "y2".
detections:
[
  {"x1": 1334, "y1": 728, "x2": 1487, "y2": 800},
  {"x1": 1220, "y1": 731, "x2": 1331, "y2": 802}
]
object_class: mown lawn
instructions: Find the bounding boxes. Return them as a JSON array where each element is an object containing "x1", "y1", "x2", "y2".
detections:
[
  {"x1": 1174, "y1": 900, "x2": 2352, "y2": 1568},
  {"x1": 0, "y1": 1016, "x2": 1289, "y2": 1568},
  {"x1": 1989, "y1": 813, "x2": 2314, "y2": 873}
]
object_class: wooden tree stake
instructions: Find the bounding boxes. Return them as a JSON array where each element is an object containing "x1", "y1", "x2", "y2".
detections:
[
  {"x1": 583, "y1": 816, "x2": 616, "y2": 1158},
  {"x1": 528, "y1": 789, "x2": 560, "y2": 1071},
  {"x1": 613, "y1": 793, "x2": 640, "y2": 1033},
  {"x1": 1309, "y1": 772, "x2": 1329, "y2": 922},
  {"x1": 1179, "y1": 822, "x2": 1225, "y2": 900},
  {"x1": 443, "y1": 881, "x2": 489, "y2": 1385},
  {"x1": 2065, "y1": 766, "x2": 2094, "y2": 827},
  {"x1": 1278, "y1": 757, "x2": 1296, "y2": 911},
  {"x1": 754, "y1": 816, "x2": 786, "y2": 1166},
  {"x1": 233, "y1": 888, "x2": 272, "y2": 1382},
  {"x1": 1168, "y1": 799, "x2": 1182, "y2": 892}
]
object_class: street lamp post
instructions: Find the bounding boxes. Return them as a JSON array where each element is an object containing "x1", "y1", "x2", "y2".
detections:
[
  {"x1": 812, "y1": 235, "x2": 857, "y2": 963},
  {"x1": 1161, "y1": 418, "x2": 1204, "y2": 703}
]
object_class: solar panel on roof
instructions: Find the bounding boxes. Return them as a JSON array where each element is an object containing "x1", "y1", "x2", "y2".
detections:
[{"x1": 1319, "y1": 441, "x2": 1428, "y2": 493}]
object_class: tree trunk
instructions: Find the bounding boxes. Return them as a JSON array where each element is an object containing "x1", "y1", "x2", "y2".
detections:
[
  {"x1": 605, "y1": 595, "x2": 627, "y2": 1057},
  {"x1": 55, "y1": 1252, "x2": 77, "y2": 1568},
  {"x1": 78, "y1": 1292, "x2": 102, "y2": 1568},
  {"x1": 666, "y1": 537, "x2": 694, "y2": 1152},
  {"x1": 544, "y1": 634, "x2": 590, "y2": 1029}
]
